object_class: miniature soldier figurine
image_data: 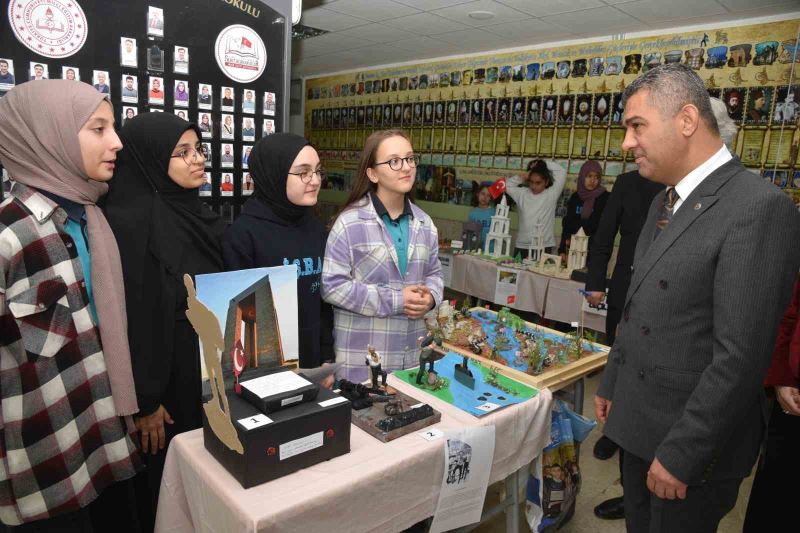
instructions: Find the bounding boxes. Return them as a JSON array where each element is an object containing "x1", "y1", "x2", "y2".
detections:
[
  {"x1": 417, "y1": 333, "x2": 445, "y2": 384},
  {"x1": 366, "y1": 344, "x2": 387, "y2": 389}
]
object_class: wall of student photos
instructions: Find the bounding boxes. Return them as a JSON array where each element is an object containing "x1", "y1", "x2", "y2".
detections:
[
  {"x1": 304, "y1": 18, "x2": 800, "y2": 208},
  {"x1": 0, "y1": 0, "x2": 291, "y2": 220}
]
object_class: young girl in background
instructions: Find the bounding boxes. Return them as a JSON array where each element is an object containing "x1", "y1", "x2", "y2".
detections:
[
  {"x1": 505, "y1": 159, "x2": 567, "y2": 259},
  {"x1": 467, "y1": 184, "x2": 494, "y2": 248},
  {"x1": 322, "y1": 130, "x2": 443, "y2": 382},
  {"x1": 557, "y1": 160, "x2": 608, "y2": 259}
]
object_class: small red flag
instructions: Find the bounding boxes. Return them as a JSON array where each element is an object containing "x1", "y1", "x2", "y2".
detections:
[
  {"x1": 488, "y1": 177, "x2": 506, "y2": 199},
  {"x1": 241, "y1": 36, "x2": 253, "y2": 48}
]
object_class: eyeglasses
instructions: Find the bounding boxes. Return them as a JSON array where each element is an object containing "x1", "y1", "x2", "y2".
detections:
[
  {"x1": 171, "y1": 144, "x2": 208, "y2": 165},
  {"x1": 288, "y1": 167, "x2": 327, "y2": 184},
  {"x1": 374, "y1": 155, "x2": 420, "y2": 171}
]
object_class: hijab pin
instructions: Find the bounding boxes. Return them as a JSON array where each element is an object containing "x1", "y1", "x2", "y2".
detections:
[{"x1": 693, "y1": 202, "x2": 702, "y2": 210}]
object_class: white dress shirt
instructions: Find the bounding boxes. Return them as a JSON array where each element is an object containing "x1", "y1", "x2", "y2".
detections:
[{"x1": 672, "y1": 144, "x2": 732, "y2": 213}]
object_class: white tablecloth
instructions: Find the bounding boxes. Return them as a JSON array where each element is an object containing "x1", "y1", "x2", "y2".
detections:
[
  {"x1": 154, "y1": 376, "x2": 553, "y2": 533},
  {"x1": 444, "y1": 253, "x2": 606, "y2": 333}
]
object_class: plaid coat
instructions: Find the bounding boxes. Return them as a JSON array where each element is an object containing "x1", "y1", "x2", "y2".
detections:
[
  {"x1": 322, "y1": 194, "x2": 443, "y2": 382},
  {"x1": 0, "y1": 184, "x2": 139, "y2": 525}
]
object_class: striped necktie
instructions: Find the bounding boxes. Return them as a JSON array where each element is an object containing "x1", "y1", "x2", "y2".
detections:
[{"x1": 654, "y1": 187, "x2": 679, "y2": 238}]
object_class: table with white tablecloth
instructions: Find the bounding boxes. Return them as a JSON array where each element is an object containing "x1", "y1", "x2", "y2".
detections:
[
  {"x1": 154, "y1": 375, "x2": 553, "y2": 533},
  {"x1": 444, "y1": 253, "x2": 606, "y2": 333}
]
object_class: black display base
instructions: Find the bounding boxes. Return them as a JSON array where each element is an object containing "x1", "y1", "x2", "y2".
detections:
[{"x1": 203, "y1": 385, "x2": 351, "y2": 488}]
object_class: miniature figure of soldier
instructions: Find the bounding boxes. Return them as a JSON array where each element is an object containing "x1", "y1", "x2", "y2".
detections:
[
  {"x1": 366, "y1": 344, "x2": 387, "y2": 389},
  {"x1": 417, "y1": 333, "x2": 445, "y2": 384}
]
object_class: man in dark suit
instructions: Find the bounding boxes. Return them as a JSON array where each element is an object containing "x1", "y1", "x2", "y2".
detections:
[
  {"x1": 585, "y1": 170, "x2": 663, "y2": 519},
  {"x1": 595, "y1": 64, "x2": 800, "y2": 533}
]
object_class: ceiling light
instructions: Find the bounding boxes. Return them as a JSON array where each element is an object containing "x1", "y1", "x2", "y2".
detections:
[{"x1": 468, "y1": 10, "x2": 494, "y2": 21}]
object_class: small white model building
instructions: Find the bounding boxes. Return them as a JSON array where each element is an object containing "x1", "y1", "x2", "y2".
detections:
[
  {"x1": 438, "y1": 299, "x2": 454, "y2": 320},
  {"x1": 484, "y1": 194, "x2": 512, "y2": 258},
  {"x1": 523, "y1": 223, "x2": 546, "y2": 263},
  {"x1": 567, "y1": 227, "x2": 589, "y2": 272}
]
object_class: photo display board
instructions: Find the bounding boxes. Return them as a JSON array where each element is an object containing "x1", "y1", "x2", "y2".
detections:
[{"x1": 1, "y1": 0, "x2": 289, "y2": 215}]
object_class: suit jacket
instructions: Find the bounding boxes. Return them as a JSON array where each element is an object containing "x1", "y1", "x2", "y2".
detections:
[
  {"x1": 597, "y1": 158, "x2": 800, "y2": 485},
  {"x1": 586, "y1": 171, "x2": 664, "y2": 306}
]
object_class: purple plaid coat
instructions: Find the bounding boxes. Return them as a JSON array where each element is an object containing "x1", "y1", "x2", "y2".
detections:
[
  {"x1": 322, "y1": 194, "x2": 443, "y2": 382},
  {"x1": 0, "y1": 184, "x2": 139, "y2": 525}
]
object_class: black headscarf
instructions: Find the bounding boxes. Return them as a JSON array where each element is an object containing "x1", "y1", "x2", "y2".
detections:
[
  {"x1": 249, "y1": 132, "x2": 310, "y2": 223},
  {"x1": 104, "y1": 112, "x2": 224, "y2": 415}
]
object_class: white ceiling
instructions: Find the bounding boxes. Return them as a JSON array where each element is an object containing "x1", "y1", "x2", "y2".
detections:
[{"x1": 292, "y1": 0, "x2": 799, "y2": 78}]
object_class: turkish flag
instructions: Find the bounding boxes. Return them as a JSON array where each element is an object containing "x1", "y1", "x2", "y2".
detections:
[
  {"x1": 241, "y1": 36, "x2": 253, "y2": 48},
  {"x1": 488, "y1": 177, "x2": 506, "y2": 199}
]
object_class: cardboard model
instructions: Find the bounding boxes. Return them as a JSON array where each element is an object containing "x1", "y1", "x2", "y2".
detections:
[{"x1": 184, "y1": 275, "x2": 244, "y2": 454}]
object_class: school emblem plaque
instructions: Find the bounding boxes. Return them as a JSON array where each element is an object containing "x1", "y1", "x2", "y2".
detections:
[
  {"x1": 8, "y1": 0, "x2": 88, "y2": 58},
  {"x1": 215, "y1": 24, "x2": 267, "y2": 83}
]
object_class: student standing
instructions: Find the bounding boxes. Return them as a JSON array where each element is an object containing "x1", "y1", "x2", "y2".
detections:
[
  {"x1": 104, "y1": 112, "x2": 222, "y2": 531},
  {"x1": 223, "y1": 133, "x2": 336, "y2": 383},
  {"x1": 322, "y1": 130, "x2": 443, "y2": 382},
  {"x1": 0, "y1": 80, "x2": 140, "y2": 531},
  {"x1": 505, "y1": 159, "x2": 567, "y2": 259}
]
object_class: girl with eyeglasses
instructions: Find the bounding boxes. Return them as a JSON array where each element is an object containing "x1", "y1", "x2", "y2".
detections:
[
  {"x1": 223, "y1": 133, "x2": 339, "y2": 386},
  {"x1": 322, "y1": 129, "x2": 443, "y2": 383},
  {"x1": 104, "y1": 112, "x2": 223, "y2": 530}
]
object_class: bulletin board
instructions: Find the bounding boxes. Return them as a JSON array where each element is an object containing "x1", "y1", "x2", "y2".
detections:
[
  {"x1": 304, "y1": 18, "x2": 800, "y2": 207},
  {"x1": 1, "y1": 0, "x2": 292, "y2": 218}
]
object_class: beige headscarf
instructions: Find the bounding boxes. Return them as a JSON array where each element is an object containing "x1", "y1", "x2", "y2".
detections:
[{"x1": 0, "y1": 80, "x2": 138, "y2": 416}]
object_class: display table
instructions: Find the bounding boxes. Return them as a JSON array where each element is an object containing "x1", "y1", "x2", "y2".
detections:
[
  {"x1": 154, "y1": 376, "x2": 553, "y2": 533},
  {"x1": 445, "y1": 253, "x2": 606, "y2": 333}
]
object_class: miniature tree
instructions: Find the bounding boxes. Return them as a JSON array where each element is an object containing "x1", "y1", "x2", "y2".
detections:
[
  {"x1": 526, "y1": 342, "x2": 542, "y2": 375},
  {"x1": 514, "y1": 252, "x2": 523, "y2": 263},
  {"x1": 570, "y1": 332, "x2": 584, "y2": 360},
  {"x1": 494, "y1": 334, "x2": 511, "y2": 353}
]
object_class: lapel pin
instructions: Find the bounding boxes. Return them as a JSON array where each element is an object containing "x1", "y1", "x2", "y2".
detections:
[{"x1": 693, "y1": 202, "x2": 702, "y2": 210}]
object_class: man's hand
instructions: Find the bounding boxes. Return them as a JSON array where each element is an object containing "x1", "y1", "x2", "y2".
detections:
[
  {"x1": 585, "y1": 291, "x2": 605, "y2": 307},
  {"x1": 403, "y1": 285, "x2": 433, "y2": 319},
  {"x1": 647, "y1": 458, "x2": 688, "y2": 500},
  {"x1": 776, "y1": 385, "x2": 800, "y2": 416},
  {"x1": 135, "y1": 405, "x2": 174, "y2": 455},
  {"x1": 594, "y1": 395, "x2": 612, "y2": 424}
]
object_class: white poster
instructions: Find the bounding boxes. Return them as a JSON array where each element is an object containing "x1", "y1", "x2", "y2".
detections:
[
  {"x1": 493, "y1": 267, "x2": 518, "y2": 307},
  {"x1": 430, "y1": 426, "x2": 496, "y2": 533}
]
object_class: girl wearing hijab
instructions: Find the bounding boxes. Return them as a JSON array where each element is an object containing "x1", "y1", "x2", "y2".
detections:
[
  {"x1": 558, "y1": 160, "x2": 609, "y2": 258},
  {"x1": 322, "y1": 130, "x2": 443, "y2": 383},
  {"x1": 0, "y1": 81, "x2": 140, "y2": 530},
  {"x1": 104, "y1": 112, "x2": 221, "y2": 530},
  {"x1": 223, "y1": 134, "x2": 336, "y2": 384}
]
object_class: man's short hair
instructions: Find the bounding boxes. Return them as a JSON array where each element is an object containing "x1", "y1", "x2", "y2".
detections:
[
  {"x1": 34, "y1": 64, "x2": 43, "y2": 69},
  {"x1": 178, "y1": 47, "x2": 185, "y2": 52},
  {"x1": 126, "y1": 76, "x2": 134, "y2": 81},
  {"x1": 125, "y1": 39, "x2": 133, "y2": 44},
  {"x1": 709, "y1": 97, "x2": 738, "y2": 149},
  {"x1": 0, "y1": 60, "x2": 8, "y2": 66},
  {"x1": 622, "y1": 63, "x2": 719, "y2": 137}
]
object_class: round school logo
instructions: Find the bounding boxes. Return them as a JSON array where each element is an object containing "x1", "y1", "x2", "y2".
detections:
[
  {"x1": 215, "y1": 24, "x2": 267, "y2": 83},
  {"x1": 8, "y1": 0, "x2": 88, "y2": 58}
]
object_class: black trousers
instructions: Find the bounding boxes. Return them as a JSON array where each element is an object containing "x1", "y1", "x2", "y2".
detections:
[
  {"x1": 621, "y1": 450, "x2": 741, "y2": 533},
  {"x1": 743, "y1": 401, "x2": 800, "y2": 532}
]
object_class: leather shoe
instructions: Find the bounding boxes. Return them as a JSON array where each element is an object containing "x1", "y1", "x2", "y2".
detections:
[
  {"x1": 593, "y1": 435, "x2": 619, "y2": 460},
  {"x1": 594, "y1": 496, "x2": 624, "y2": 520}
]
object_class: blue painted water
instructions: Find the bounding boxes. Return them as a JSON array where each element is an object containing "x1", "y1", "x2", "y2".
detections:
[
  {"x1": 471, "y1": 311, "x2": 600, "y2": 373},
  {"x1": 437, "y1": 352, "x2": 535, "y2": 417}
]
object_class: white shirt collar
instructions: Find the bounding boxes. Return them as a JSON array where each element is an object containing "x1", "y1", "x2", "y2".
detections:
[{"x1": 672, "y1": 144, "x2": 732, "y2": 213}]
